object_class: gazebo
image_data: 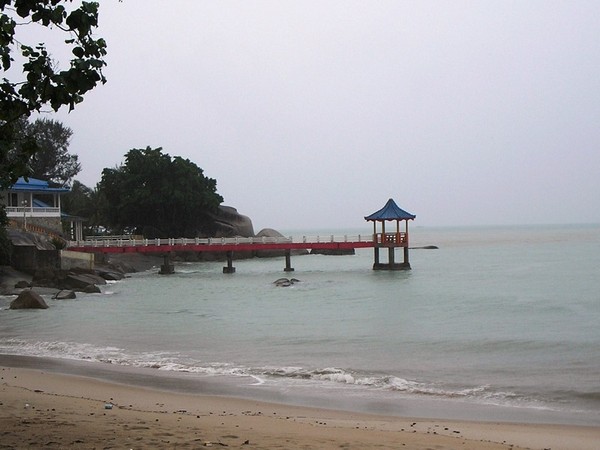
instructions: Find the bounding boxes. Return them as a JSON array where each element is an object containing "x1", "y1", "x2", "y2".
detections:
[{"x1": 365, "y1": 198, "x2": 416, "y2": 270}]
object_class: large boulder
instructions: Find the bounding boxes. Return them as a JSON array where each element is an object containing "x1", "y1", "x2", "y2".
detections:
[
  {"x1": 64, "y1": 273, "x2": 106, "y2": 290},
  {"x1": 14, "y1": 280, "x2": 31, "y2": 288},
  {"x1": 10, "y1": 290, "x2": 49, "y2": 309},
  {"x1": 31, "y1": 268, "x2": 106, "y2": 292},
  {"x1": 0, "y1": 267, "x2": 33, "y2": 295},
  {"x1": 6, "y1": 229, "x2": 57, "y2": 250},
  {"x1": 210, "y1": 206, "x2": 255, "y2": 238},
  {"x1": 94, "y1": 268, "x2": 125, "y2": 281}
]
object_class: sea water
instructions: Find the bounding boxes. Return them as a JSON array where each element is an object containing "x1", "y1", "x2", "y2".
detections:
[{"x1": 1, "y1": 224, "x2": 599, "y2": 424}]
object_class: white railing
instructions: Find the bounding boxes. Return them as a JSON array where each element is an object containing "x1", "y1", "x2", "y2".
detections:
[
  {"x1": 6, "y1": 206, "x2": 61, "y2": 217},
  {"x1": 67, "y1": 234, "x2": 371, "y2": 249}
]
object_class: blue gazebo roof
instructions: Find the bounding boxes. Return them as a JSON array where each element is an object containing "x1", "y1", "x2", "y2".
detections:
[
  {"x1": 9, "y1": 177, "x2": 70, "y2": 193},
  {"x1": 365, "y1": 198, "x2": 415, "y2": 221}
]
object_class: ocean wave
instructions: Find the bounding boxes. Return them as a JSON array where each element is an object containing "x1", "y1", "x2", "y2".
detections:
[{"x1": 0, "y1": 337, "x2": 577, "y2": 412}]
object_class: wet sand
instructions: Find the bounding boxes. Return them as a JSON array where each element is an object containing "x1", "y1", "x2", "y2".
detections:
[{"x1": 1, "y1": 364, "x2": 599, "y2": 449}]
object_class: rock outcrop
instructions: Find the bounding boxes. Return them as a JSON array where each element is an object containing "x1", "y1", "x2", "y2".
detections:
[
  {"x1": 210, "y1": 205, "x2": 255, "y2": 237},
  {"x1": 6, "y1": 228, "x2": 56, "y2": 250},
  {"x1": 31, "y1": 268, "x2": 110, "y2": 293},
  {"x1": 254, "y1": 228, "x2": 309, "y2": 258},
  {"x1": 10, "y1": 290, "x2": 49, "y2": 309}
]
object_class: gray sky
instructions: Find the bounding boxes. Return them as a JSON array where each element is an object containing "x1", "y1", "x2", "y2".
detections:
[{"x1": 45, "y1": 1, "x2": 600, "y2": 231}]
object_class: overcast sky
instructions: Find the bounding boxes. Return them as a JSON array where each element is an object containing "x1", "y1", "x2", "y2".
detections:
[{"x1": 41, "y1": 1, "x2": 600, "y2": 231}]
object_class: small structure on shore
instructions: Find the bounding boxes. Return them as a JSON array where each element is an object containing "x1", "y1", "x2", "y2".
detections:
[
  {"x1": 1, "y1": 177, "x2": 84, "y2": 241},
  {"x1": 365, "y1": 198, "x2": 415, "y2": 270}
]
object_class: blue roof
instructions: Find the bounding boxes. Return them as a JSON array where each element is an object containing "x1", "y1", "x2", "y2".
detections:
[
  {"x1": 365, "y1": 198, "x2": 416, "y2": 221},
  {"x1": 9, "y1": 177, "x2": 69, "y2": 193}
]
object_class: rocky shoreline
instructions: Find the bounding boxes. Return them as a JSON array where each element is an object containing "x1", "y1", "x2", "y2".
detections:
[{"x1": 0, "y1": 252, "x2": 163, "y2": 304}]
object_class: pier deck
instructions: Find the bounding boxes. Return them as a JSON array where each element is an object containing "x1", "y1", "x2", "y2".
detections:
[{"x1": 66, "y1": 234, "x2": 382, "y2": 254}]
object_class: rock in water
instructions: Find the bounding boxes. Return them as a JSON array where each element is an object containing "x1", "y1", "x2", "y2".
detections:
[
  {"x1": 54, "y1": 290, "x2": 77, "y2": 300},
  {"x1": 82, "y1": 284, "x2": 102, "y2": 294},
  {"x1": 65, "y1": 273, "x2": 106, "y2": 290},
  {"x1": 273, "y1": 277, "x2": 301, "y2": 287},
  {"x1": 10, "y1": 290, "x2": 49, "y2": 309}
]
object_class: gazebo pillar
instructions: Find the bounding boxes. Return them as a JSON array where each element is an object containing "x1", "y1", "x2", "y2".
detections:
[{"x1": 403, "y1": 219, "x2": 410, "y2": 266}]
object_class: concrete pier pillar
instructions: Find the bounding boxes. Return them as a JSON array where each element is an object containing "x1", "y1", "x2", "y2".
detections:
[
  {"x1": 284, "y1": 250, "x2": 294, "y2": 272},
  {"x1": 373, "y1": 247, "x2": 380, "y2": 268},
  {"x1": 388, "y1": 247, "x2": 395, "y2": 265},
  {"x1": 223, "y1": 251, "x2": 236, "y2": 273},
  {"x1": 159, "y1": 254, "x2": 175, "y2": 274}
]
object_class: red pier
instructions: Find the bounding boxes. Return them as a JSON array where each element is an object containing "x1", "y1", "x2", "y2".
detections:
[{"x1": 66, "y1": 199, "x2": 416, "y2": 273}]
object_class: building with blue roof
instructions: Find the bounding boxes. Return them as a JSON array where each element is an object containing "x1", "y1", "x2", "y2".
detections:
[{"x1": 1, "y1": 177, "x2": 80, "y2": 238}]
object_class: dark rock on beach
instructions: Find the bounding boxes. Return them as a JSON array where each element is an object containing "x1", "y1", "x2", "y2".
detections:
[
  {"x1": 10, "y1": 290, "x2": 49, "y2": 309},
  {"x1": 0, "y1": 266, "x2": 33, "y2": 295},
  {"x1": 14, "y1": 280, "x2": 31, "y2": 289},
  {"x1": 30, "y1": 268, "x2": 107, "y2": 294},
  {"x1": 94, "y1": 268, "x2": 125, "y2": 281},
  {"x1": 82, "y1": 284, "x2": 102, "y2": 294},
  {"x1": 65, "y1": 272, "x2": 106, "y2": 289}
]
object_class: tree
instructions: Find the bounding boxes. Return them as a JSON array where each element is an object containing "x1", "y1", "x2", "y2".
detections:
[
  {"x1": 0, "y1": 202, "x2": 10, "y2": 263},
  {"x1": 0, "y1": 0, "x2": 107, "y2": 189},
  {"x1": 1, "y1": 1, "x2": 106, "y2": 262},
  {"x1": 19, "y1": 118, "x2": 80, "y2": 185},
  {"x1": 97, "y1": 147, "x2": 224, "y2": 238},
  {"x1": 60, "y1": 179, "x2": 106, "y2": 234}
]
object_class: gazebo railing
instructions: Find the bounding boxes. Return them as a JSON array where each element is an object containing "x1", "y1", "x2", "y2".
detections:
[{"x1": 373, "y1": 232, "x2": 407, "y2": 245}]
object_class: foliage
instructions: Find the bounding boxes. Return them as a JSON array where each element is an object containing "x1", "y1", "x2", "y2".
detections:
[
  {"x1": 60, "y1": 179, "x2": 92, "y2": 215},
  {"x1": 11, "y1": 117, "x2": 80, "y2": 185},
  {"x1": 0, "y1": 205, "x2": 11, "y2": 264},
  {"x1": 0, "y1": 1, "x2": 105, "y2": 264},
  {"x1": 60, "y1": 179, "x2": 106, "y2": 234},
  {"x1": 0, "y1": 0, "x2": 107, "y2": 189},
  {"x1": 51, "y1": 236, "x2": 66, "y2": 249},
  {"x1": 97, "y1": 147, "x2": 224, "y2": 238}
]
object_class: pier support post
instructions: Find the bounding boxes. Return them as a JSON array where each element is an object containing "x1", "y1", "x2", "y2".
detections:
[
  {"x1": 223, "y1": 251, "x2": 236, "y2": 273},
  {"x1": 159, "y1": 254, "x2": 175, "y2": 274},
  {"x1": 284, "y1": 249, "x2": 294, "y2": 272},
  {"x1": 373, "y1": 246, "x2": 410, "y2": 270}
]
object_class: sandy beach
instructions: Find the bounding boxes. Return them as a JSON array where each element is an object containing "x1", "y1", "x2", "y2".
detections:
[{"x1": 1, "y1": 364, "x2": 598, "y2": 449}]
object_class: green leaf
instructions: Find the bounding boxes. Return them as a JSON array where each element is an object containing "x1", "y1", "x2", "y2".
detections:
[{"x1": 72, "y1": 46, "x2": 84, "y2": 58}]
